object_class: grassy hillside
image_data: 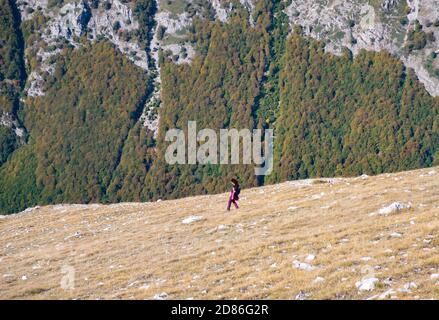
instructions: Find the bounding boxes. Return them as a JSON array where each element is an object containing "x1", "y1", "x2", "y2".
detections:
[{"x1": 0, "y1": 166, "x2": 438, "y2": 300}]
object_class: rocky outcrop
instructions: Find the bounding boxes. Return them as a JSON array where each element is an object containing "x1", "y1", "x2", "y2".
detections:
[
  {"x1": 139, "y1": 86, "x2": 160, "y2": 138},
  {"x1": 210, "y1": 0, "x2": 232, "y2": 22},
  {"x1": 382, "y1": 0, "x2": 399, "y2": 11},
  {"x1": 0, "y1": 111, "x2": 25, "y2": 138},
  {"x1": 18, "y1": 0, "x2": 150, "y2": 97},
  {"x1": 284, "y1": 0, "x2": 439, "y2": 96},
  {"x1": 12, "y1": 0, "x2": 439, "y2": 141},
  {"x1": 210, "y1": 0, "x2": 255, "y2": 24}
]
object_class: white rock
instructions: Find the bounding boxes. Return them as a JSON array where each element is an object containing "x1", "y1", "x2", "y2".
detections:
[
  {"x1": 356, "y1": 277, "x2": 379, "y2": 291},
  {"x1": 153, "y1": 292, "x2": 168, "y2": 300},
  {"x1": 390, "y1": 232, "x2": 402, "y2": 238},
  {"x1": 305, "y1": 254, "x2": 316, "y2": 262},
  {"x1": 399, "y1": 282, "x2": 417, "y2": 293},
  {"x1": 430, "y1": 274, "x2": 439, "y2": 280},
  {"x1": 182, "y1": 216, "x2": 203, "y2": 224},
  {"x1": 295, "y1": 290, "x2": 310, "y2": 300},
  {"x1": 23, "y1": 206, "x2": 41, "y2": 213},
  {"x1": 378, "y1": 202, "x2": 411, "y2": 215},
  {"x1": 313, "y1": 277, "x2": 325, "y2": 284},
  {"x1": 293, "y1": 260, "x2": 315, "y2": 271},
  {"x1": 378, "y1": 289, "x2": 397, "y2": 299},
  {"x1": 217, "y1": 225, "x2": 228, "y2": 231}
]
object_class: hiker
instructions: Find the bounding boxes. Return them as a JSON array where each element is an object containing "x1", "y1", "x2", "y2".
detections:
[{"x1": 227, "y1": 178, "x2": 240, "y2": 211}]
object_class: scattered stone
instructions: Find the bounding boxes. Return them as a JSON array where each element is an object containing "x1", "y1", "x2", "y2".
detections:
[
  {"x1": 356, "y1": 278, "x2": 379, "y2": 291},
  {"x1": 377, "y1": 289, "x2": 397, "y2": 300},
  {"x1": 153, "y1": 292, "x2": 168, "y2": 300},
  {"x1": 23, "y1": 206, "x2": 41, "y2": 213},
  {"x1": 295, "y1": 290, "x2": 310, "y2": 300},
  {"x1": 399, "y1": 282, "x2": 417, "y2": 293},
  {"x1": 293, "y1": 260, "x2": 315, "y2": 271},
  {"x1": 182, "y1": 216, "x2": 203, "y2": 224},
  {"x1": 305, "y1": 254, "x2": 316, "y2": 262},
  {"x1": 64, "y1": 231, "x2": 82, "y2": 241},
  {"x1": 390, "y1": 232, "x2": 402, "y2": 238},
  {"x1": 313, "y1": 277, "x2": 325, "y2": 284},
  {"x1": 378, "y1": 202, "x2": 411, "y2": 215}
]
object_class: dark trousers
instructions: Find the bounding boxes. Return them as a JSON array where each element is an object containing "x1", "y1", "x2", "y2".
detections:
[{"x1": 227, "y1": 198, "x2": 239, "y2": 210}]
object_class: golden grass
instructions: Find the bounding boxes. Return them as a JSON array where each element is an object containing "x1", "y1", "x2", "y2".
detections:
[{"x1": 1, "y1": 167, "x2": 439, "y2": 300}]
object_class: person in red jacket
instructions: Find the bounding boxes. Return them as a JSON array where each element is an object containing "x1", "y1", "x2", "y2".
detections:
[{"x1": 227, "y1": 178, "x2": 240, "y2": 211}]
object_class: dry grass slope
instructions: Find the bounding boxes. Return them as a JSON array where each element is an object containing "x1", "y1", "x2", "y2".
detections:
[{"x1": 1, "y1": 167, "x2": 439, "y2": 300}]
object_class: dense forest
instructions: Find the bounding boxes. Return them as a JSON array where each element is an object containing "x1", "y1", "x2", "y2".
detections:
[
  {"x1": 108, "y1": 0, "x2": 273, "y2": 201},
  {"x1": 0, "y1": 0, "x2": 25, "y2": 167},
  {"x1": 268, "y1": 30, "x2": 439, "y2": 182},
  {"x1": 1, "y1": 0, "x2": 439, "y2": 214},
  {"x1": 0, "y1": 41, "x2": 150, "y2": 212}
]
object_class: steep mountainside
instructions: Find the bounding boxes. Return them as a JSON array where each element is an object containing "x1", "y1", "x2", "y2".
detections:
[
  {"x1": 0, "y1": 167, "x2": 438, "y2": 299},
  {"x1": 0, "y1": 0, "x2": 26, "y2": 165},
  {"x1": 1, "y1": 0, "x2": 439, "y2": 214}
]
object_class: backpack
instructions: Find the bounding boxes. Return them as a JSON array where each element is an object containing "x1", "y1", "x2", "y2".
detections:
[{"x1": 234, "y1": 186, "x2": 241, "y2": 200}]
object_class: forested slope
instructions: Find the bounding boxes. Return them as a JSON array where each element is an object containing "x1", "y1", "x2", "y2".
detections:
[
  {"x1": 1, "y1": 0, "x2": 439, "y2": 214},
  {"x1": 269, "y1": 30, "x2": 439, "y2": 182},
  {"x1": 0, "y1": 42, "x2": 150, "y2": 213},
  {"x1": 0, "y1": 0, "x2": 25, "y2": 166}
]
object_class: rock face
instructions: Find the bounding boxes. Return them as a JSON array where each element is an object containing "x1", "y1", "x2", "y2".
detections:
[
  {"x1": 284, "y1": 0, "x2": 439, "y2": 96},
  {"x1": 10, "y1": 0, "x2": 439, "y2": 140},
  {"x1": 18, "y1": 0, "x2": 149, "y2": 97},
  {"x1": 0, "y1": 112, "x2": 25, "y2": 138},
  {"x1": 15, "y1": 0, "x2": 219, "y2": 137}
]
